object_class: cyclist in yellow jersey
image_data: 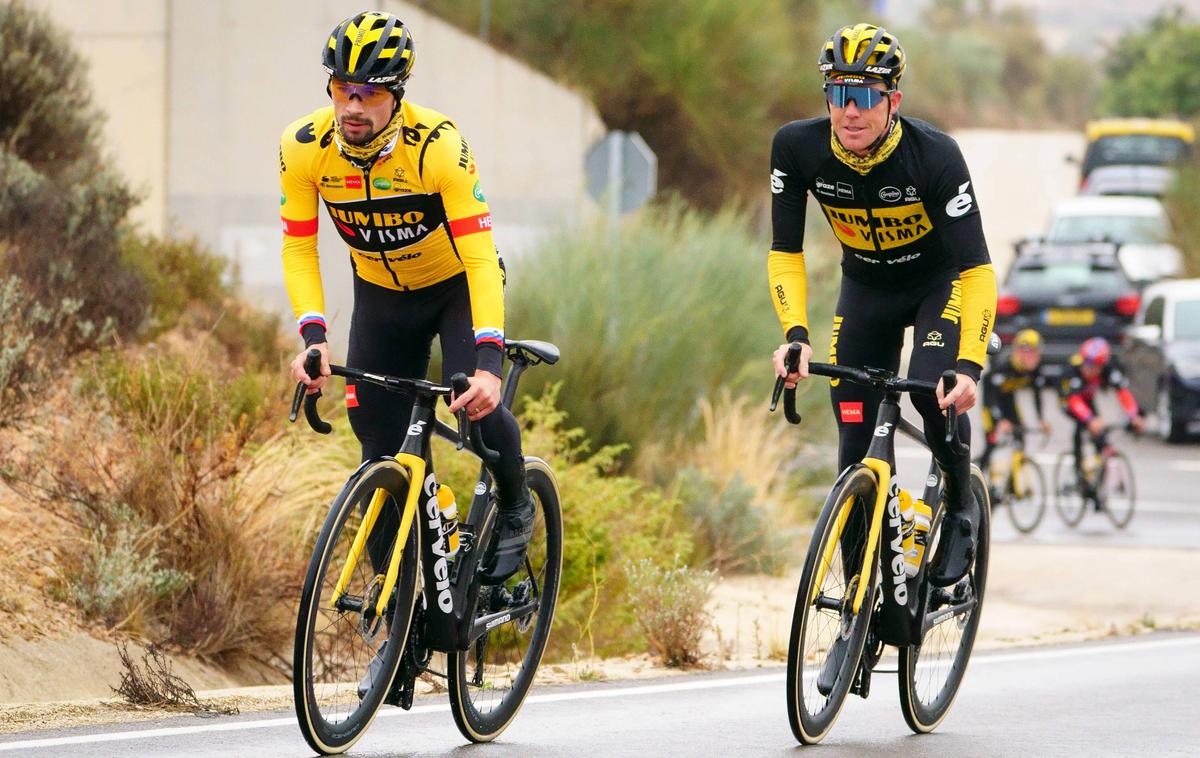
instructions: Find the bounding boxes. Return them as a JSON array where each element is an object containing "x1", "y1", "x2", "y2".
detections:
[
  {"x1": 281, "y1": 11, "x2": 532, "y2": 584},
  {"x1": 769, "y1": 24, "x2": 998, "y2": 586}
]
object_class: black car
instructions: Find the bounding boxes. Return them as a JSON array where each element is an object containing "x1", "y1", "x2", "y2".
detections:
[
  {"x1": 994, "y1": 241, "x2": 1140, "y2": 376},
  {"x1": 1123, "y1": 279, "x2": 1200, "y2": 443}
]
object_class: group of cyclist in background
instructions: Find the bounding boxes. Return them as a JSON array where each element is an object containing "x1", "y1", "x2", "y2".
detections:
[{"x1": 977, "y1": 329, "x2": 1145, "y2": 503}]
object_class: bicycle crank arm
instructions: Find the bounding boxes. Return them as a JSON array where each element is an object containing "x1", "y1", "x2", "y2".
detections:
[
  {"x1": 921, "y1": 598, "x2": 976, "y2": 635},
  {"x1": 467, "y1": 601, "x2": 539, "y2": 646}
]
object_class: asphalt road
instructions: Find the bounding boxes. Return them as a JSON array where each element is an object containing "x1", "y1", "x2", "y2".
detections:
[
  {"x1": 891, "y1": 388, "x2": 1200, "y2": 549},
  {"x1": 3, "y1": 634, "x2": 1197, "y2": 757}
]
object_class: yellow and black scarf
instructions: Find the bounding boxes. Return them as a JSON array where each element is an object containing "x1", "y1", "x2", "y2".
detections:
[
  {"x1": 831, "y1": 118, "x2": 903, "y2": 176},
  {"x1": 334, "y1": 111, "x2": 404, "y2": 165}
]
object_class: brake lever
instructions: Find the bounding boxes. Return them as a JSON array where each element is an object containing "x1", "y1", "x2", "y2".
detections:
[
  {"x1": 941, "y1": 369, "x2": 958, "y2": 446},
  {"x1": 770, "y1": 342, "x2": 805, "y2": 425}
]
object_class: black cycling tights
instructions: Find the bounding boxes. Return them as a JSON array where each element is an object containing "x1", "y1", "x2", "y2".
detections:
[
  {"x1": 345, "y1": 273, "x2": 524, "y2": 498},
  {"x1": 828, "y1": 275, "x2": 972, "y2": 510}
]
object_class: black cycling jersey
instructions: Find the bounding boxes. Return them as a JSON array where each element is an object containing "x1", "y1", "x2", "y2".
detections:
[
  {"x1": 770, "y1": 115, "x2": 990, "y2": 289},
  {"x1": 983, "y1": 361, "x2": 1047, "y2": 428}
]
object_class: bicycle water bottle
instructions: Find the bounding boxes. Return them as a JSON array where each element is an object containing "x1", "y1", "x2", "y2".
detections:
[
  {"x1": 897, "y1": 487, "x2": 916, "y2": 566},
  {"x1": 437, "y1": 484, "x2": 461, "y2": 558},
  {"x1": 906, "y1": 498, "x2": 933, "y2": 577}
]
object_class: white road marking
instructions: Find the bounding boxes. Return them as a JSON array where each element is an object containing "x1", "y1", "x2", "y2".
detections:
[{"x1": 4, "y1": 636, "x2": 1197, "y2": 751}]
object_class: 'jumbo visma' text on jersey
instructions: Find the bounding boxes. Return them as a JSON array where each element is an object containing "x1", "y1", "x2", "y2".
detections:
[
  {"x1": 279, "y1": 101, "x2": 503, "y2": 353},
  {"x1": 770, "y1": 116, "x2": 989, "y2": 287}
]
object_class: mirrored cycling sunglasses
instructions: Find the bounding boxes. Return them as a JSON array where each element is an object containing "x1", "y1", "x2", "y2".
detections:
[
  {"x1": 824, "y1": 83, "x2": 893, "y2": 110},
  {"x1": 329, "y1": 80, "x2": 393, "y2": 106}
]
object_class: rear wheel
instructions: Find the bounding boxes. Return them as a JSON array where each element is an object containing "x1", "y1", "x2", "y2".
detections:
[
  {"x1": 787, "y1": 465, "x2": 877, "y2": 745},
  {"x1": 1099, "y1": 450, "x2": 1136, "y2": 529},
  {"x1": 448, "y1": 458, "x2": 563, "y2": 742},
  {"x1": 1005, "y1": 456, "x2": 1046, "y2": 534},
  {"x1": 1053, "y1": 451, "x2": 1087, "y2": 527},
  {"x1": 898, "y1": 466, "x2": 990, "y2": 733},
  {"x1": 294, "y1": 461, "x2": 420, "y2": 755}
]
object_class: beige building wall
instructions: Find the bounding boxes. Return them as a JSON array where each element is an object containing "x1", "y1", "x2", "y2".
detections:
[
  {"x1": 28, "y1": 0, "x2": 168, "y2": 235},
  {"x1": 27, "y1": 0, "x2": 605, "y2": 346}
]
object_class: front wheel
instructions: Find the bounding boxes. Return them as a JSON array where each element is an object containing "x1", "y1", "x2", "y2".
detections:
[
  {"x1": 294, "y1": 460, "x2": 421, "y2": 756},
  {"x1": 1099, "y1": 450, "x2": 1136, "y2": 529},
  {"x1": 448, "y1": 457, "x2": 563, "y2": 742},
  {"x1": 787, "y1": 465, "x2": 877, "y2": 745},
  {"x1": 1053, "y1": 451, "x2": 1087, "y2": 527},
  {"x1": 898, "y1": 465, "x2": 990, "y2": 733},
  {"x1": 1005, "y1": 456, "x2": 1046, "y2": 534}
]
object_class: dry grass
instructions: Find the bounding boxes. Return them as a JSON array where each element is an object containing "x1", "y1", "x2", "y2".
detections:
[{"x1": 0, "y1": 335, "x2": 358, "y2": 665}]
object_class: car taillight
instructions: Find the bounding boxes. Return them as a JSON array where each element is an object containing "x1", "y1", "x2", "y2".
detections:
[
  {"x1": 1115, "y1": 294, "x2": 1139, "y2": 317},
  {"x1": 996, "y1": 294, "x2": 1021, "y2": 316}
]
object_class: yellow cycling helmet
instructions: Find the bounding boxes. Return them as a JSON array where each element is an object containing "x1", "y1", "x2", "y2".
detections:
[
  {"x1": 323, "y1": 11, "x2": 416, "y2": 92},
  {"x1": 818, "y1": 23, "x2": 906, "y2": 86},
  {"x1": 1013, "y1": 329, "x2": 1043, "y2": 349}
]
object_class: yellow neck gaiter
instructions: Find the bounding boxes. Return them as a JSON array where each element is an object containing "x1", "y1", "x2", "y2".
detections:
[
  {"x1": 831, "y1": 118, "x2": 903, "y2": 176},
  {"x1": 334, "y1": 109, "x2": 403, "y2": 165}
]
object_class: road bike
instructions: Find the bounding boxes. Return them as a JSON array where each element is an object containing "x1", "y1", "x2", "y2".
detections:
[
  {"x1": 981, "y1": 425, "x2": 1048, "y2": 534},
  {"x1": 771, "y1": 344, "x2": 992, "y2": 745},
  {"x1": 290, "y1": 339, "x2": 563, "y2": 755},
  {"x1": 1053, "y1": 424, "x2": 1137, "y2": 529}
]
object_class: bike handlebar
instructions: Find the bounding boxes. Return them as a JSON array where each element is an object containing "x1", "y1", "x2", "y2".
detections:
[
  {"x1": 288, "y1": 348, "x2": 500, "y2": 463},
  {"x1": 769, "y1": 341, "x2": 961, "y2": 443}
]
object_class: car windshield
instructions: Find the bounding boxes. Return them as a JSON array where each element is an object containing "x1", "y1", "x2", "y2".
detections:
[
  {"x1": 1047, "y1": 213, "x2": 1168, "y2": 244},
  {"x1": 1089, "y1": 134, "x2": 1189, "y2": 167},
  {"x1": 1176, "y1": 299, "x2": 1200, "y2": 339},
  {"x1": 1007, "y1": 261, "x2": 1128, "y2": 295}
]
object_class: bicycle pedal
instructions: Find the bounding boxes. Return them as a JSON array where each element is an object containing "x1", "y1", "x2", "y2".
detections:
[
  {"x1": 384, "y1": 671, "x2": 416, "y2": 710},
  {"x1": 850, "y1": 659, "x2": 872, "y2": 699}
]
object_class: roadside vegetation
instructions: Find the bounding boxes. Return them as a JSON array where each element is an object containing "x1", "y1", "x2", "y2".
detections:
[{"x1": 423, "y1": 0, "x2": 1098, "y2": 210}]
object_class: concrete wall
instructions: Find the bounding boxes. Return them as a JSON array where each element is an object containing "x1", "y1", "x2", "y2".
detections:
[
  {"x1": 32, "y1": 0, "x2": 168, "y2": 234},
  {"x1": 26, "y1": 0, "x2": 606, "y2": 344}
]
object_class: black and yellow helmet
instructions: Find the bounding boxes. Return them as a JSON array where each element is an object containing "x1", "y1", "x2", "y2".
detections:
[
  {"x1": 323, "y1": 11, "x2": 416, "y2": 89},
  {"x1": 1013, "y1": 328, "x2": 1043, "y2": 349},
  {"x1": 818, "y1": 23, "x2": 906, "y2": 85}
]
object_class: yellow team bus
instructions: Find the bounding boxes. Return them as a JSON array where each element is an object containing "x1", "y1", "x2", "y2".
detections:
[{"x1": 1080, "y1": 117, "x2": 1194, "y2": 183}]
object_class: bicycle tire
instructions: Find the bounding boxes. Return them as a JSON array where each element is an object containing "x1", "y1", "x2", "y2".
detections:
[
  {"x1": 898, "y1": 465, "x2": 990, "y2": 733},
  {"x1": 787, "y1": 464, "x2": 878, "y2": 745},
  {"x1": 1100, "y1": 451, "x2": 1136, "y2": 529},
  {"x1": 294, "y1": 460, "x2": 421, "y2": 756},
  {"x1": 448, "y1": 457, "x2": 563, "y2": 742},
  {"x1": 1053, "y1": 451, "x2": 1087, "y2": 527},
  {"x1": 1005, "y1": 457, "x2": 1046, "y2": 534}
]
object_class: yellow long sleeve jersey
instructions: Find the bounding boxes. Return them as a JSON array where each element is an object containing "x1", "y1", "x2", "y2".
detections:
[{"x1": 279, "y1": 102, "x2": 504, "y2": 358}]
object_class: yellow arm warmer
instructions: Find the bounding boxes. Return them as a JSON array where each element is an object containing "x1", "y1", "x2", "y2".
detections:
[
  {"x1": 767, "y1": 250, "x2": 810, "y2": 341},
  {"x1": 957, "y1": 263, "x2": 997, "y2": 374}
]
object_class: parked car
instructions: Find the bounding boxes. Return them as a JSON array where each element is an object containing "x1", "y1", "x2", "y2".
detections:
[
  {"x1": 1045, "y1": 195, "x2": 1182, "y2": 284},
  {"x1": 1080, "y1": 164, "x2": 1175, "y2": 198},
  {"x1": 1078, "y1": 117, "x2": 1194, "y2": 183},
  {"x1": 1123, "y1": 279, "x2": 1200, "y2": 443},
  {"x1": 995, "y1": 241, "x2": 1140, "y2": 376}
]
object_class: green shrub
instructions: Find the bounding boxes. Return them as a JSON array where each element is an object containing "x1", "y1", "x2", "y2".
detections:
[
  {"x1": 432, "y1": 384, "x2": 694, "y2": 658},
  {"x1": 671, "y1": 468, "x2": 794, "y2": 575},
  {"x1": 624, "y1": 557, "x2": 716, "y2": 668},
  {"x1": 1164, "y1": 153, "x2": 1200, "y2": 277},
  {"x1": 508, "y1": 201, "x2": 837, "y2": 458},
  {"x1": 0, "y1": 273, "x2": 114, "y2": 425}
]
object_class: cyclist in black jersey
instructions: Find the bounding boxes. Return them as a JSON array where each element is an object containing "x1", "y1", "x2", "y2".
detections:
[
  {"x1": 978, "y1": 328, "x2": 1050, "y2": 473},
  {"x1": 769, "y1": 23, "x2": 998, "y2": 586}
]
